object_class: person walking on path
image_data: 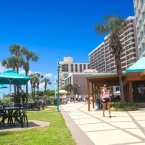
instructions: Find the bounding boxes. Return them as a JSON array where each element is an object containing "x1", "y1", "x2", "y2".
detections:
[{"x1": 101, "y1": 84, "x2": 111, "y2": 117}]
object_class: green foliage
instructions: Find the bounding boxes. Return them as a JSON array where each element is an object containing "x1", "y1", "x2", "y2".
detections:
[
  {"x1": 38, "y1": 91, "x2": 44, "y2": 96},
  {"x1": 0, "y1": 107, "x2": 76, "y2": 145},
  {"x1": 0, "y1": 96, "x2": 13, "y2": 105},
  {"x1": 111, "y1": 101, "x2": 138, "y2": 111},
  {"x1": 45, "y1": 89, "x2": 55, "y2": 96}
]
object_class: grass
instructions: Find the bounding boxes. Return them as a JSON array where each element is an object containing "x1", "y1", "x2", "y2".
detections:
[{"x1": 0, "y1": 107, "x2": 76, "y2": 145}]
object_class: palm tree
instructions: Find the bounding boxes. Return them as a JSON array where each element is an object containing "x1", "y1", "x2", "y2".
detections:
[
  {"x1": 21, "y1": 47, "x2": 39, "y2": 101},
  {"x1": 2, "y1": 51, "x2": 23, "y2": 96},
  {"x1": 29, "y1": 73, "x2": 38, "y2": 99},
  {"x1": 96, "y1": 16, "x2": 127, "y2": 101},
  {"x1": 9, "y1": 44, "x2": 22, "y2": 73},
  {"x1": 42, "y1": 78, "x2": 51, "y2": 93},
  {"x1": 72, "y1": 83, "x2": 80, "y2": 95},
  {"x1": 64, "y1": 84, "x2": 73, "y2": 94},
  {"x1": 2, "y1": 57, "x2": 16, "y2": 70},
  {"x1": 35, "y1": 73, "x2": 43, "y2": 95}
]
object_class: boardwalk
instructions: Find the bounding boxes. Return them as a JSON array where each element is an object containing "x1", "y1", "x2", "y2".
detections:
[{"x1": 61, "y1": 103, "x2": 145, "y2": 145}]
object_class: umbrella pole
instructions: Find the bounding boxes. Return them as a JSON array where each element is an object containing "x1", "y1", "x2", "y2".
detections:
[{"x1": 10, "y1": 82, "x2": 12, "y2": 95}]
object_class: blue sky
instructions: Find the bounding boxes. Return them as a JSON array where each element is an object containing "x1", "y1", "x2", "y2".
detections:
[{"x1": 0, "y1": 0, "x2": 134, "y2": 92}]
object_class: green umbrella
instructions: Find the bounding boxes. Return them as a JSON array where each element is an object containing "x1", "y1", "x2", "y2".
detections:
[{"x1": 0, "y1": 70, "x2": 31, "y2": 94}]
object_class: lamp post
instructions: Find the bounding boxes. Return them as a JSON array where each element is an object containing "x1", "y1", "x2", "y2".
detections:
[{"x1": 57, "y1": 61, "x2": 60, "y2": 112}]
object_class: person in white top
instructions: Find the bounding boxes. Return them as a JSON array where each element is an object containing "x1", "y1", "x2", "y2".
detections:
[{"x1": 101, "y1": 84, "x2": 111, "y2": 118}]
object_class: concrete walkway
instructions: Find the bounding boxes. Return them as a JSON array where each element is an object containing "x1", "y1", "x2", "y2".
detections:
[{"x1": 61, "y1": 103, "x2": 145, "y2": 145}]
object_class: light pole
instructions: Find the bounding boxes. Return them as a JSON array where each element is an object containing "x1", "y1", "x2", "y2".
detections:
[{"x1": 57, "y1": 61, "x2": 60, "y2": 112}]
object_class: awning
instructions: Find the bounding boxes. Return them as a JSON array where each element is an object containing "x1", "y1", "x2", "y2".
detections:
[{"x1": 125, "y1": 57, "x2": 145, "y2": 73}]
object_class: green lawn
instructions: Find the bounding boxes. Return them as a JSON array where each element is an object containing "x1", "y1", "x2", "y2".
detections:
[{"x1": 0, "y1": 107, "x2": 76, "y2": 145}]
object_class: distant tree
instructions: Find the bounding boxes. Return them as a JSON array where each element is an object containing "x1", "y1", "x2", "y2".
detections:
[
  {"x1": 21, "y1": 47, "x2": 39, "y2": 101},
  {"x1": 64, "y1": 84, "x2": 73, "y2": 94},
  {"x1": 96, "y1": 16, "x2": 127, "y2": 101},
  {"x1": 41, "y1": 78, "x2": 51, "y2": 93},
  {"x1": 29, "y1": 73, "x2": 38, "y2": 99},
  {"x1": 45, "y1": 90, "x2": 55, "y2": 96},
  {"x1": 72, "y1": 83, "x2": 80, "y2": 95},
  {"x1": 35, "y1": 73, "x2": 43, "y2": 95}
]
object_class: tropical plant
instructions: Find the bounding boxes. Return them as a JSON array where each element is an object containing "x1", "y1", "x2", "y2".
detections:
[
  {"x1": 2, "y1": 44, "x2": 23, "y2": 96},
  {"x1": 35, "y1": 73, "x2": 43, "y2": 95},
  {"x1": 41, "y1": 78, "x2": 51, "y2": 93},
  {"x1": 96, "y1": 16, "x2": 127, "y2": 101},
  {"x1": 21, "y1": 47, "x2": 39, "y2": 101},
  {"x1": 9, "y1": 44, "x2": 23, "y2": 73},
  {"x1": 64, "y1": 84, "x2": 73, "y2": 94},
  {"x1": 29, "y1": 73, "x2": 37, "y2": 99},
  {"x1": 72, "y1": 83, "x2": 80, "y2": 95}
]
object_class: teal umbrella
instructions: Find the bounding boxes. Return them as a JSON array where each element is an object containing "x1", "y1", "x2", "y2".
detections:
[
  {"x1": 0, "y1": 84, "x2": 8, "y2": 89},
  {"x1": 0, "y1": 70, "x2": 30, "y2": 85},
  {"x1": 0, "y1": 70, "x2": 31, "y2": 94}
]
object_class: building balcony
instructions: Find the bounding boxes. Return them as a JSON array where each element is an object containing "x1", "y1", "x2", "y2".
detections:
[
  {"x1": 143, "y1": 1, "x2": 145, "y2": 12},
  {"x1": 138, "y1": 0, "x2": 141, "y2": 10},
  {"x1": 136, "y1": 20, "x2": 140, "y2": 28}
]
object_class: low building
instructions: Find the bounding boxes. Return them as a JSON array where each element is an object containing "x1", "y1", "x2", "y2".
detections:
[
  {"x1": 85, "y1": 57, "x2": 145, "y2": 111},
  {"x1": 64, "y1": 73, "x2": 88, "y2": 96}
]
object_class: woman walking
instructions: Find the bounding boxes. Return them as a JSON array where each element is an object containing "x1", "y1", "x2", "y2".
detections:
[{"x1": 101, "y1": 84, "x2": 111, "y2": 118}]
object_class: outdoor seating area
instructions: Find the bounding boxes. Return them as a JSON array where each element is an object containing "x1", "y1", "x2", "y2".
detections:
[
  {"x1": 85, "y1": 57, "x2": 145, "y2": 111},
  {"x1": 0, "y1": 70, "x2": 31, "y2": 129},
  {"x1": 0, "y1": 104, "x2": 28, "y2": 128}
]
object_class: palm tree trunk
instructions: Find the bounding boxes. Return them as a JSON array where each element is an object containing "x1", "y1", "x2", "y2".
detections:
[
  {"x1": 16, "y1": 66, "x2": 20, "y2": 96},
  {"x1": 44, "y1": 83, "x2": 47, "y2": 94},
  {"x1": 116, "y1": 57, "x2": 125, "y2": 101},
  {"x1": 14, "y1": 85, "x2": 17, "y2": 96},
  {"x1": 34, "y1": 85, "x2": 36, "y2": 99},
  {"x1": 25, "y1": 71, "x2": 29, "y2": 102},
  {"x1": 31, "y1": 84, "x2": 34, "y2": 99},
  {"x1": 37, "y1": 87, "x2": 39, "y2": 95}
]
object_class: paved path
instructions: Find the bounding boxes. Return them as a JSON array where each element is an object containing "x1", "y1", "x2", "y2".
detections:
[{"x1": 61, "y1": 103, "x2": 145, "y2": 145}]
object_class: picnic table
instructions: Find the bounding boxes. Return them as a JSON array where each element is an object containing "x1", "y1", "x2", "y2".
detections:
[{"x1": 0, "y1": 106, "x2": 28, "y2": 128}]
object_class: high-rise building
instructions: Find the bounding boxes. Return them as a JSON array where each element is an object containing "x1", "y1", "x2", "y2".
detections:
[
  {"x1": 59, "y1": 57, "x2": 89, "y2": 87},
  {"x1": 133, "y1": 0, "x2": 145, "y2": 57},
  {"x1": 89, "y1": 16, "x2": 138, "y2": 72}
]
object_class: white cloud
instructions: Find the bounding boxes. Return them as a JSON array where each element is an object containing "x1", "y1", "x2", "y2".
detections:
[
  {"x1": 44, "y1": 73, "x2": 53, "y2": 78},
  {"x1": 19, "y1": 69, "x2": 25, "y2": 74},
  {"x1": 39, "y1": 82, "x2": 45, "y2": 89}
]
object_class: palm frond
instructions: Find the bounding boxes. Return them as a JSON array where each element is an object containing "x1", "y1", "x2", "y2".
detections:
[{"x1": 96, "y1": 24, "x2": 109, "y2": 34}]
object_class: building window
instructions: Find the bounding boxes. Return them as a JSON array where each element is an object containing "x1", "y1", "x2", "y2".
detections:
[
  {"x1": 65, "y1": 64, "x2": 68, "y2": 72},
  {"x1": 80, "y1": 64, "x2": 82, "y2": 72},
  {"x1": 75, "y1": 64, "x2": 78, "y2": 72},
  {"x1": 83, "y1": 64, "x2": 86, "y2": 70},
  {"x1": 71, "y1": 64, "x2": 73, "y2": 72}
]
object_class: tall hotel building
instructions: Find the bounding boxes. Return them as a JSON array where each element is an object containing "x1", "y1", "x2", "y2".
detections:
[
  {"x1": 59, "y1": 57, "x2": 89, "y2": 87},
  {"x1": 133, "y1": 0, "x2": 145, "y2": 57},
  {"x1": 89, "y1": 16, "x2": 138, "y2": 72}
]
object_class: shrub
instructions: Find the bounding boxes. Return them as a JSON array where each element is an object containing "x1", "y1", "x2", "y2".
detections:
[{"x1": 111, "y1": 101, "x2": 138, "y2": 111}]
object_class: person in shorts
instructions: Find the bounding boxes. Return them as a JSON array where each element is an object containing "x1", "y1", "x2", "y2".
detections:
[{"x1": 101, "y1": 84, "x2": 111, "y2": 118}]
